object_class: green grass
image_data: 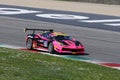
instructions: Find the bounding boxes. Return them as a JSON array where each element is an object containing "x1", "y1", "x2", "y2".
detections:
[{"x1": 0, "y1": 47, "x2": 120, "y2": 80}]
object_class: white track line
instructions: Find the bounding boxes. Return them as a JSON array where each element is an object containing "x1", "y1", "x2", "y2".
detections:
[
  {"x1": 80, "y1": 19, "x2": 120, "y2": 23},
  {"x1": 104, "y1": 23, "x2": 120, "y2": 26},
  {"x1": 0, "y1": 44, "x2": 24, "y2": 49}
]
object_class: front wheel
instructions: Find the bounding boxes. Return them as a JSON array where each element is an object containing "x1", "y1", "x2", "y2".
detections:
[
  {"x1": 48, "y1": 42, "x2": 56, "y2": 54},
  {"x1": 26, "y1": 38, "x2": 33, "y2": 50}
]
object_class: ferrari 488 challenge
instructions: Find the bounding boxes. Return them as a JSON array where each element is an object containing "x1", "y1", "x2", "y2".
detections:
[{"x1": 24, "y1": 28, "x2": 85, "y2": 54}]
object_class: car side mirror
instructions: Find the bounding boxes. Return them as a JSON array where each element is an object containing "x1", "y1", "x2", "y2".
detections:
[{"x1": 72, "y1": 38, "x2": 76, "y2": 41}]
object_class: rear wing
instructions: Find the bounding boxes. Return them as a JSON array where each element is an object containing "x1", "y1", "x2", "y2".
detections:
[{"x1": 24, "y1": 28, "x2": 53, "y2": 34}]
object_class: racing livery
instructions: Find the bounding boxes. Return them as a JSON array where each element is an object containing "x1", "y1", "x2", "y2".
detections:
[{"x1": 24, "y1": 28, "x2": 85, "y2": 54}]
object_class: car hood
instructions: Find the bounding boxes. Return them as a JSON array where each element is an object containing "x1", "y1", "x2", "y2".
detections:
[{"x1": 58, "y1": 40, "x2": 76, "y2": 46}]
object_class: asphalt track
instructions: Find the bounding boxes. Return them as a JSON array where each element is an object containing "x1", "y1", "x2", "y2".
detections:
[
  {"x1": 0, "y1": 5, "x2": 120, "y2": 63},
  {"x1": 0, "y1": 4, "x2": 120, "y2": 32}
]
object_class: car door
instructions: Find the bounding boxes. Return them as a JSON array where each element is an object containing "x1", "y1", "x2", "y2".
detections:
[{"x1": 41, "y1": 32, "x2": 50, "y2": 47}]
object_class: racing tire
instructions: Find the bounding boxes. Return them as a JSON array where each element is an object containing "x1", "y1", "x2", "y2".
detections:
[
  {"x1": 26, "y1": 38, "x2": 33, "y2": 50},
  {"x1": 48, "y1": 42, "x2": 56, "y2": 54}
]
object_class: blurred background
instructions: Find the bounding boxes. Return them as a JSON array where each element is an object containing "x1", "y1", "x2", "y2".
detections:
[{"x1": 59, "y1": 0, "x2": 120, "y2": 5}]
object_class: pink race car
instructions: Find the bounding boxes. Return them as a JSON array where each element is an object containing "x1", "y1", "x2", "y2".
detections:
[{"x1": 24, "y1": 28, "x2": 85, "y2": 54}]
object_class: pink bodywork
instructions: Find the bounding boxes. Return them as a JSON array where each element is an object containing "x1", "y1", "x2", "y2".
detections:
[
  {"x1": 53, "y1": 40, "x2": 85, "y2": 54},
  {"x1": 26, "y1": 32, "x2": 85, "y2": 54}
]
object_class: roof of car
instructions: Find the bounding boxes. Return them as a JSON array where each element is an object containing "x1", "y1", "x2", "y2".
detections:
[{"x1": 51, "y1": 32, "x2": 68, "y2": 36}]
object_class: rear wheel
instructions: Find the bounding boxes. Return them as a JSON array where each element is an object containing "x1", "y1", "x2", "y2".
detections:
[
  {"x1": 48, "y1": 42, "x2": 56, "y2": 54},
  {"x1": 26, "y1": 38, "x2": 33, "y2": 50}
]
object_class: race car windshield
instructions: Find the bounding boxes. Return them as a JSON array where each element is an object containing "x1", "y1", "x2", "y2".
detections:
[{"x1": 54, "y1": 35, "x2": 72, "y2": 40}]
